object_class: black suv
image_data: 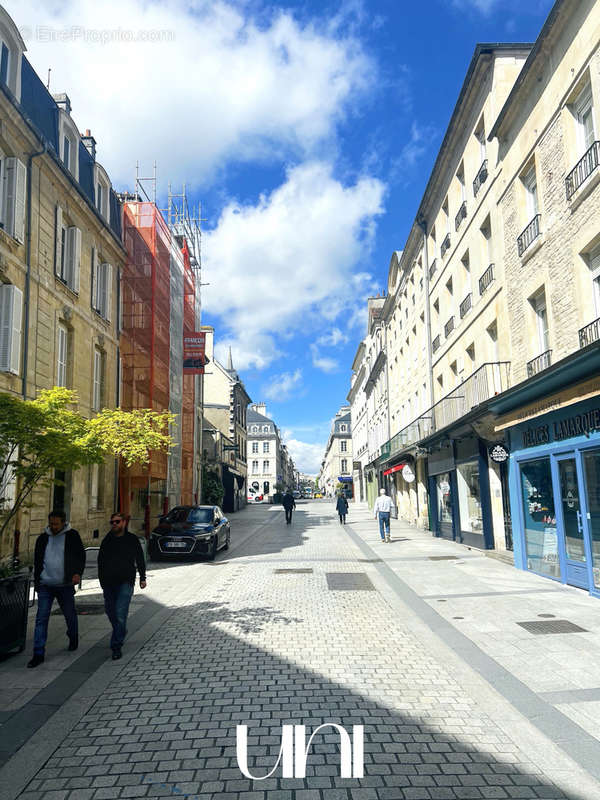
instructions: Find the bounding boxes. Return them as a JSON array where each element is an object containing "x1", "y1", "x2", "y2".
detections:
[{"x1": 149, "y1": 505, "x2": 230, "y2": 561}]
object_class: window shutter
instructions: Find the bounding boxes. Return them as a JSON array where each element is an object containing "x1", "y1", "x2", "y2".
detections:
[
  {"x1": 0, "y1": 284, "x2": 22, "y2": 374},
  {"x1": 91, "y1": 246, "x2": 97, "y2": 310},
  {"x1": 105, "y1": 263, "x2": 112, "y2": 321},
  {"x1": 54, "y1": 205, "x2": 63, "y2": 276},
  {"x1": 72, "y1": 227, "x2": 81, "y2": 293},
  {"x1": 4, "y1": 158, "x2": 15, "y2": 239},
  {"x1": 57, "y1": 325, "x2": 68, "y2": 386},
  {"x1": 13, "y1": 159, "x2": 26, "y2": 243}
]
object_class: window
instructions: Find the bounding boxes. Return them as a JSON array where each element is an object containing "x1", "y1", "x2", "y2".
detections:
[
  {"x1": 251, "y1": 442, "x2": 258, "y2": 454},
  {"x1": 92, "y1": 348, "x2": 104, "y2": 411},
  {"x1": 263, "y1": 441, "x2": 269, "y2": 453},
  {"x1": 520, "y1": 458, "x2": 558, "y2": 577},
  {"x1": 457, "y1": 461, "x2": 483, "y2": 533},
  {"x1": 341, "y1": 459, "x2": 348, "y2": 473},
  {"x1": 340, "y1": 424, "x2": 347, "y2": 432},
  {"x1": 2, "y1": 158, "x2": 26, "y2": 243},
  {"x1": 530, "y1": 289, "x2": 549, "y2": 353},
  {"x1": 263, "y1": 460, "x2": 269, "y2": 473},
  {"x1": 341, "y1": 440, "x2": 347, "y2": 452},
  {"x1": 474, "y1": 115, "x2": 486, "y2": 161},
  {"x1": 252, "y1": 425, "x2": 258, "y2": 433},
  {"x1": 0, "y1": 283, "x2": 22, "y2": 375},
  {"x1": 262, "y1": 425, "x2": 269, "y2": 432},
  {"x1": 96, "y1": 177, "x2": 110, "y2": 220},
  {"x1": 480, "y1": 217, "x2": 492, "y2": 265},
  {"x1": 92, "y1": 253, "x2": 112, "y2": 319},
  {"x1": 0, "y1": 41, "x2": 10, "y2": 87},
  {"x1": 89, "y1": 463, "x2": 104, "y2": 511},
  {"x1": 589, "y1": 244, "x2": 600, "y2": 316},
  {"x1": 457, "y1": 162, "x2": 466, "y2": 201},
  {"x1": 252, "y1": 460, "x2": 259, "y2": 473},
  {"x1": 57, "y1": 324, "x2": 68, "y2": 387},
  {"x1": 54, "y1": 207, "x2": 81, "y2": 293},
  {"x1": 522, "y1": 165, "x2": 539, "y2": 218},
  {"x1": 575, "y1": 84, "x2": 596, "y2": 154}
]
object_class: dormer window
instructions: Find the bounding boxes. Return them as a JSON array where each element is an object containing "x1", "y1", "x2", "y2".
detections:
[
  {"x1": 94, "y1": 164, "x2": 111, "y2": 222},
  {"x1": 0, "y1": 10, "x2": 24, "y2": 101},
  {"x1": 58, "y1": 109, "x2": 79, "y2": 181},
  {"x1": 63, "y1": 135, "x2": 71, "y2": 171}
]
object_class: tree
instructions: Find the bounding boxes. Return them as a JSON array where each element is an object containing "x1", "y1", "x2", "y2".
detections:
[
  {"x1": 202, "y1": 466, "x2": 224, "y2": 506},
  {"x1": 0, "y1": 388, "x2": 173, "y2": 545}
]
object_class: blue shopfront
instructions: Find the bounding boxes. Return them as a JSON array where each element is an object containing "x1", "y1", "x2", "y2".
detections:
[{"x1": 501, "y1": 391, "x2": 600, "y2": 597}]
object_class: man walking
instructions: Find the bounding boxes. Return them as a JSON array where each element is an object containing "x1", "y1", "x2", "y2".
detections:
[
  {"x1": 28, "y1": 510, "x2": 85, "y2": 668},
  {"x1": 336, "y1": 493, "x2": 349, "y2": 524},
  {"x1": 98, "y1": 513, "x2": 146, "y2": 660},
  {"x1": 374, "y1": 488, "x2": 393, "y2": 542},
  {"x1": 282, "y1": 490, "x2": 296, "y2": 525}
]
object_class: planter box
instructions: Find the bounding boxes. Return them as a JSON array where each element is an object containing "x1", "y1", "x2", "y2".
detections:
[{"x1": 0, "y1": 574, "x2": 31, "y2": 654}]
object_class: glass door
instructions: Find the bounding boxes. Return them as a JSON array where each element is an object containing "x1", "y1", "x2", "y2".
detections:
[
  {"x1": 556, "y1": 455, "x2": 589, "y2": 590},
  {"x1": 582, "y1": 449, "x2": 600, "y2": 593}
]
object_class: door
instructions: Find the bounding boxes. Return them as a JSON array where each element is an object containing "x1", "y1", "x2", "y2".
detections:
[
  {"x1": 555, "y1": 454, "x2": 589, "y2": 590},
  {"x1": 581, "y1": 449, "x2": 600, "y2": 594}
]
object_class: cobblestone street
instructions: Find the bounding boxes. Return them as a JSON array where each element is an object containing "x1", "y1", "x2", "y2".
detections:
[{"x1": 2, "y1": 501, "x2": 600, "y2": 800}]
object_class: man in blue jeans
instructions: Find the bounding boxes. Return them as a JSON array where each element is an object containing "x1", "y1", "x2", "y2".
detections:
[
  {"x1": 28, "y1": 510, "x2": 86, "y2": 668},
  {"x1": 373, "y1": 488, "x2": 393, "y2": 542},
  {"x1": 98, "y1": 513, "x2": 146, "y2": 660}
]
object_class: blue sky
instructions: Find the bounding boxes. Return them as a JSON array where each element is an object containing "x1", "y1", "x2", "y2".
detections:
[{"x1": 14, "y1": 0, "x2": 554, "y2": 473}]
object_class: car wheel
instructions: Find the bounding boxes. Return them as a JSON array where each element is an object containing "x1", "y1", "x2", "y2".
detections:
[
  {"x1": 223, "y1": 528, "x2": 230, "y2": 550},
  {"x1": 207, "y1": 535, "x2": 217, "y2": 561}
]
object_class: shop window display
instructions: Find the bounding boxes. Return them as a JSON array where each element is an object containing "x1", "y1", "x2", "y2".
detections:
[
  {"x1": 520, "y1": 458, "x2": 559, "y2": 578},
  {"x1": 457, "y1": 461, "x2": 483, "y2": 533},
  {"x1": 436, "y1": 473, "x2": 452, "y2": 525}
]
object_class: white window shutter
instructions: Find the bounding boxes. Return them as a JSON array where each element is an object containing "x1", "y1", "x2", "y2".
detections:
[
  {"x1": 0, "y1": 284, "x2": 22, "y2": 374},
  {"x1": 4, "y1": 158, "x2": 15, "y2": 239},
  {"x1": 91, "y1": 246, "x2": 97, "y2": 310},
  {"x1": 72, "y1": 227, "x2": 81, "y2": 293},
  {"x1": 105, "y1": 263, "x2": 112, "y2": 321},
  {"x1": 54, "y1": 205, "x2": 63, "y2": 276},
  {"x1": 13, "y1": 160, "x2": 26, "y2": 244}
]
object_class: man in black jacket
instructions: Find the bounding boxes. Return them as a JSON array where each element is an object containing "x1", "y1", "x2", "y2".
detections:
[
  {"x1": 282, "y1": 490, "x2": 296, "y2": 525},
  {"x1": 98, "y1": 512, "x2": 146, "y2": 660},
  {"x1": 28, "y1": 510, "x2": 85, "y2": 668}
]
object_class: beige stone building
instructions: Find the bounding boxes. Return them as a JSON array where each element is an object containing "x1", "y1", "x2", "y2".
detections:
[
  {"x1": 0, "y1": 8, "x2": 124, "y2": 559},
  {"x1": 319, "y1": 406, "x2": 353, "y2": 498}
]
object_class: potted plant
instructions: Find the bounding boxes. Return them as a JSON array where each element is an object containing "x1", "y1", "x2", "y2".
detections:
[{"x1": 0, "y1": 558, "x2": 32, "y2": 654}]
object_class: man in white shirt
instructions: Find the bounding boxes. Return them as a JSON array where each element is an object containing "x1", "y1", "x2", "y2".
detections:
[{"x1": 373, "y1": 488, "x2": 392, "y2": 542}]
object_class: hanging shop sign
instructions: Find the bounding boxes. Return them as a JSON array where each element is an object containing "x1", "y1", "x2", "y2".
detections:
[
  {"x1": 183, "y1": 332, "x2": 206, "y2": 374},
  {"x1": 489, "y1": 444, "x2": 509, "y2": 463},
  {"x1": 401, "y1": 464, "x2": 416, "y2": 483}
]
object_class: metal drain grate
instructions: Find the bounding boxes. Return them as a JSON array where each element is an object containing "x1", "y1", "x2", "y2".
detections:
[
  {"x1": 517, "y1": 619, "x2": 589, "y2": 635},
  {"x1": 326, "y1": 572, "x2": 375, "y2": 591},
  {"x1": 274, "y1": 568, "x2": 313, "y2": 574},
  {"x1": 429, "y1": 556, "x2": 460, "y2": 561}
]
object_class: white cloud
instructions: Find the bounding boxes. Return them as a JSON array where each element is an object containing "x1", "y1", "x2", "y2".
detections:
[
  {"x1": 262, "y1": 369, "x2": 303, "y2": 402},
  {"x1": 310, "y1": 344, "x2": 339, "y2": 374},
  {"x1": 12, "y1": 0, "x2": 375, "y2": 187},
  {"x1": 285, "y1": 438, "x2": 325, "y2": 474},
  {"x1": 450, "y1": 0, "x2": 498, "y2": 12},
  {"x1": 203, "y1": 161, "x2": 385, "y2": 369},
  {"x1": 316, "y1": 327, "x2": 349, "y2": 347}
]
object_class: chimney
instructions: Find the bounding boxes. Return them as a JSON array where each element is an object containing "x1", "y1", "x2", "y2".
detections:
[
  {"x1": 52, "y1": 93, "x2": 71, "y2": 115},
  {"x1": 81, "y1": 128, "x2": 96, "y2": 160},
  {"x1": 253, "y1": 402, "x2": 267, "y2": 417}
]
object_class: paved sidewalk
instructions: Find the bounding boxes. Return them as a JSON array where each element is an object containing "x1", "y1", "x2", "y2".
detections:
[{"x1": 1, "y1": 500, "x2": 599, "y2": 799}]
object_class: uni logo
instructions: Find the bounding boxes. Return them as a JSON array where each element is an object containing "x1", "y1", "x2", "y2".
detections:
[{"x1": 236, "y1": 723, "x2": 364, "y2": 779}]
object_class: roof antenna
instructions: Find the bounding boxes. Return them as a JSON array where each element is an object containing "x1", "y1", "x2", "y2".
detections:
[{"x1": 46, "y1": 68, "x2": 51, "y2": 90}]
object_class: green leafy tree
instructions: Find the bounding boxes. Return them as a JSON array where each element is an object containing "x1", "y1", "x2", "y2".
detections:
[
  {"x1": 202, "y1": 466, "x2": 224, "y2": 506},
  {"x1": 0, "y1": 388, "x2": 173, "y2": 545}
]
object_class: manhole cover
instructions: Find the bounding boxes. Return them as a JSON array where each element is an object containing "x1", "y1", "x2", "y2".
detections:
[
  {"x1": 538, "y1": 613, "x2": 556, "y2": 618},
  {"x1": 429, "y1": 556, "x2": 459, "y2": 561},
  {"x1": 326, "y1": 572, "x2": 374, "y2": 591},
  {"x1": 517, "y1": 619, "x2": 589, "y2": 635},
  {"x1": 274, "y1": 568, "x2": 313, "y2": 574}
]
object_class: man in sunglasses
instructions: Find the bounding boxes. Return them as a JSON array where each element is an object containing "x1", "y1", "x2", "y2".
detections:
[{"x1": 98, "y1": 513, "x2": 146, "y2": 660}]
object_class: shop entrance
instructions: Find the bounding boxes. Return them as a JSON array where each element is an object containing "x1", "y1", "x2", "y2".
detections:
[{"x1": 555, "y1": 454, "x2": 588, "y2": 589}]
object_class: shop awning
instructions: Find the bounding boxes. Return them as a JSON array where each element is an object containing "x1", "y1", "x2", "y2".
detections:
[{"x1": 383, "y1": 464, "x2": 405, "y2": 476}]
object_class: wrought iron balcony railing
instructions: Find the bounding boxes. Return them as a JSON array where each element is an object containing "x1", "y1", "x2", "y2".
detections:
[
  {"x1": 441, "y1": 233, "x2": 451, "y2": 258},
  {"x1": 459, "y1": 292, "x2": 472, "y2": 319},
  {"x1": 479, "y1": 263, "x2": 494, "y2": 295},
  {"x1": 455, "y1": 201, "x2": 467, "y2": 232},
  {"x1": 517, "y1": 213, "x2": 541, "y2": 256},
  {"x1": 382, "y1": 362, "x2": 511, "y2": 461},
  {"x1": 429, "y1": 259, "x2": 437, "y2": 280},
  {"x1": 473, "y1": 159, "x2": 488, "y2": 197},
  {"x1": 432, "y1": 334, "x2": 441, "y2": 353},
  {"x1": 444, "y1": 316, "x2": 455, "y2": 337},
  {"x1": 566, "y1": 141, "x2": 600, "y2": 200},
  {"x1": 579, "y1": 317, "x2": 600, "y2": 348},
  {"x1": 527, "y1": 349, "x2": 552, "y2": 377}
]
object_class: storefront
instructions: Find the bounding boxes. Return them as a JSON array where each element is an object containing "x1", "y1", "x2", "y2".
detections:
[{"x1": 502, "y1": 393, "x2": 600, "y2": 596}]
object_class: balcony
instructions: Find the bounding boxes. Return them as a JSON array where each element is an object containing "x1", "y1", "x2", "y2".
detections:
[
  {"x1": 441, "y1": 233, "x2": 451, "y2": 258},
  {"x1": 517, "y1": 214, "x2": 541, "y2": 257},
  {"x1": 444, "y1": 316, "x2": 455, "y2": 338},
  {"x1": 579, "y1": 317, "x2": 600, "y2": 348},
  {"x1": 459, "y1": 292, "x2": 472, "y2": 319},
  {"x1": 566, "y1": 141, "x2": 599, "y2": 200},
  {"x1": 473, "y1": 159, "x2": 488, "y2": 197},
  {"x1": 479, "y1": 263, "x2": 494, "y2": 295},
  {"x1": 432, "y1": 334, "x2": 441, "y2": 354},
  {"x1": 382, "y1": 362, "x2": 511, "y2": 461},
  {"x1": 429, "y1": 259, "x2": 437, "y2": 280},
  {"x1": 455, "y1": 201, "x2": 467, "y2": 232},
  {"x1": 527, "y1": 349, "x2": 552, "y2": 377}
]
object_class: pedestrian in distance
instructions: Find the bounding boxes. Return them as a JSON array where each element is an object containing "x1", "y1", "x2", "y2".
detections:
[
  {"x1": 282, "y1": 489, "x2": 296, "y2": 525},
  {"x1": 98, "y1": 512, "x2": 146, "y2": 660},
  {"x1": 28, "y1": 510, "x2": 85, "y2": 668},
  {"x1": 336, "y1": 494, "x2": 349, "y2": 524},
  {"x1": 374, "y1": 488, "x2": 393, "y2": 543}
]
